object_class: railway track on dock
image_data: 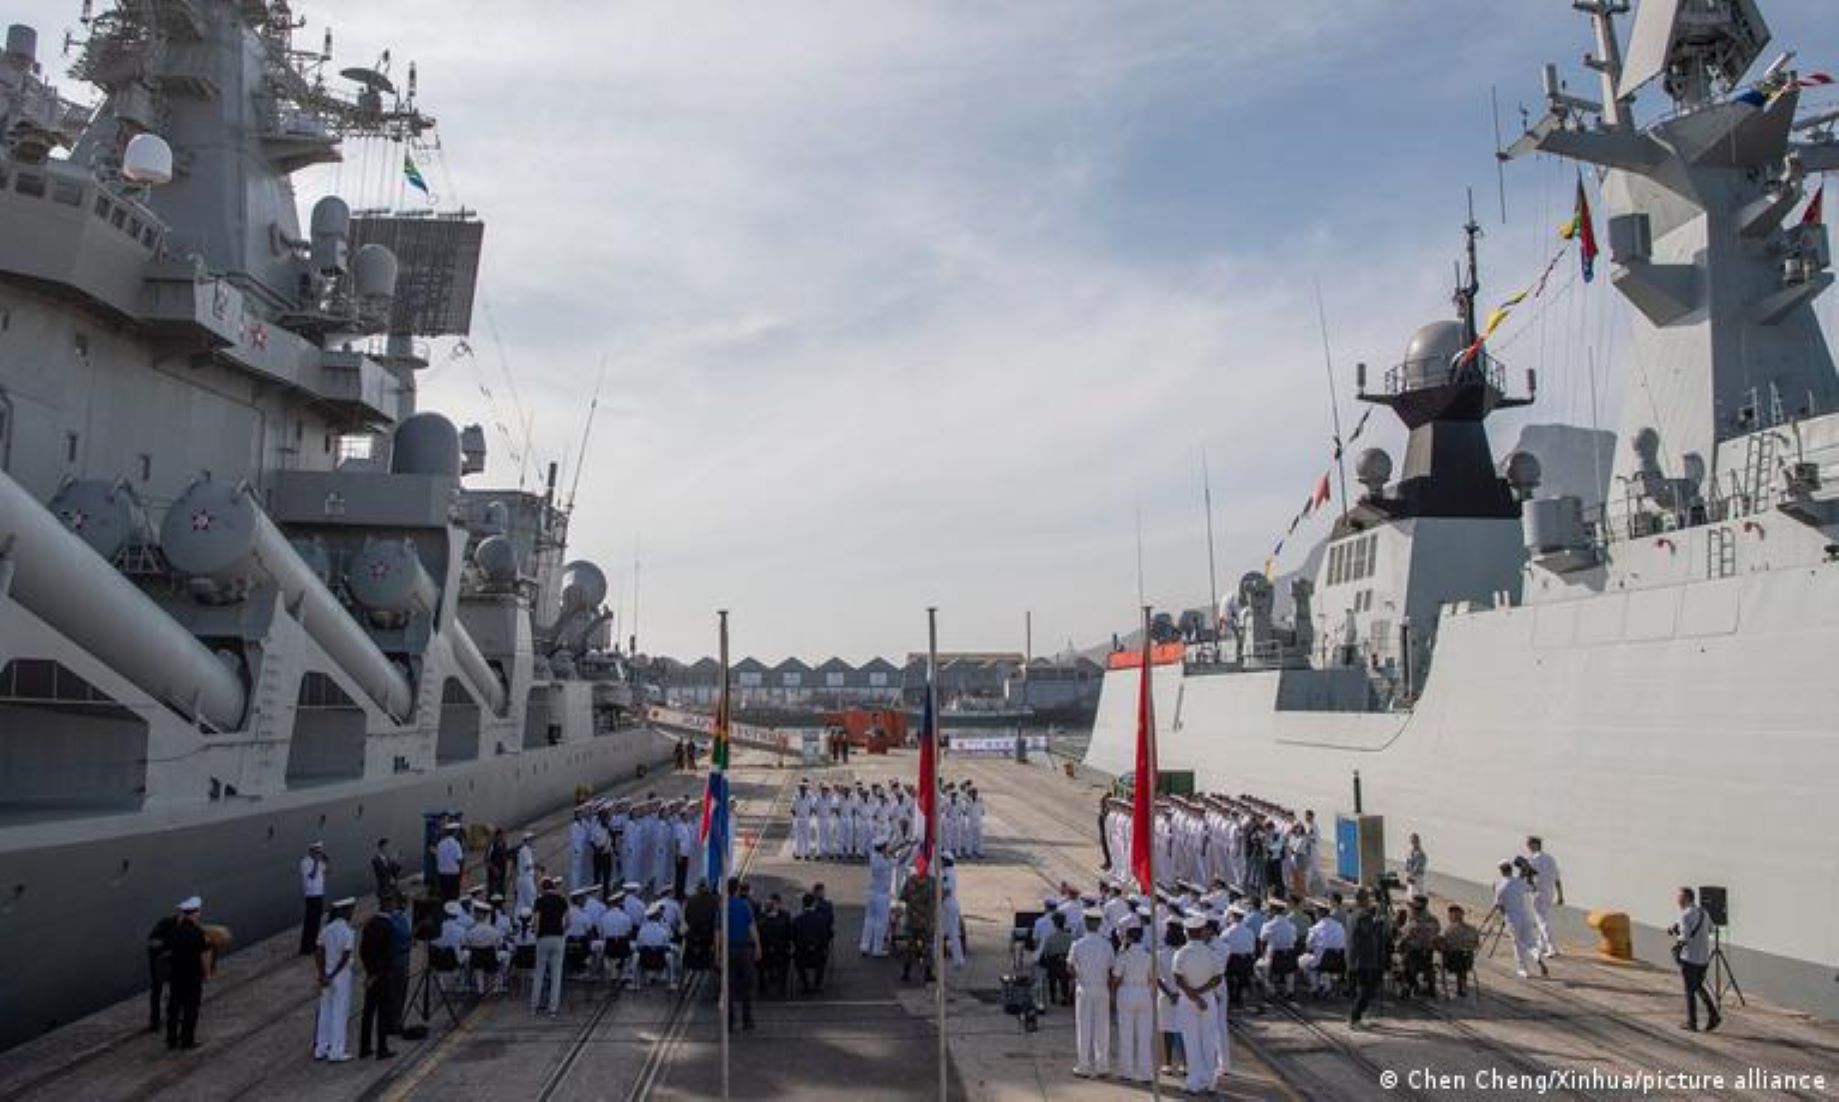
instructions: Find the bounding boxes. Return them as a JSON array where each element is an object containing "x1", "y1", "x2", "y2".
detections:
[{"x1": 0, "y1": 769, "x2": 646, "y2": 1102}]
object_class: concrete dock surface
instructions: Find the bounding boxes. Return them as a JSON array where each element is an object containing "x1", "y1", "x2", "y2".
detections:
[{"x1": 1, "y1": 745, "x2": 1834, "y2": 1100}]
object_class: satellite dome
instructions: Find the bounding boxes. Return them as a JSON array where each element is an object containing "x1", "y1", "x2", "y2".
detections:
[
  {"x1": 1504, "y1": 451, "x2": 1543, "y2": 499},
  {"x1": 475, "y1": 535, "x2": 517, "y2": 584},
  {"x1": 1401, "y1": 320, "x2": 1466, "y2": 388},
  {"x1": 1355, "y1": 448, "x2": 1392, "y2": 494},
  {"x1": 121, "y1": 134, "x2": 173, "y2": 186}
]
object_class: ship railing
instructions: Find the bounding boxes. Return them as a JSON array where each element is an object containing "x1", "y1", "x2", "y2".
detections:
[
  {"x1": 1585, "y1": 431, "x2": 1839, "y2": 546},
  {"x1": 1379, "y1": 351, "x2": 1507, "y2": 396}
]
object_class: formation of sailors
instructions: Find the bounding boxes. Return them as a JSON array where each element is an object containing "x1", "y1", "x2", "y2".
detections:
[
  {"x1": 1100, "y1": 792, "x2": 1325, "y2": 903},
  {"x1": 789, "y1": 778, "x2": 986, "y2": 862},
  {"x1": 565, "y1": 795, "x2": 699, "y2": 904}
]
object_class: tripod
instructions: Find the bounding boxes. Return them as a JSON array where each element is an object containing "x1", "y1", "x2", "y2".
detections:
[
  {"x1": 1708, "y1": 927, "x2": 1746, "y2": 1008},
  {"x1": 408, "y1": 943, "x2": 463, "y2": 1032},
  {"x1": 1476, "y1": 907, "x2": 1509, "y2": 960}
]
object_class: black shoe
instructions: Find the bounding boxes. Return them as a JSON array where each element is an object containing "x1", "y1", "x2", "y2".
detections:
[
  {"x1": 359, "y1": 1050, "x2": 371, "y2": 1059},
  {"x1": 1705, "y1": 1012, "x2": 1722, "y2": 1033},
  {"x1": 181, "y1": 1041, "x2": 198, "y2": 1050},
  {"x1": 376, "y1": 1049, "x2": 395, "y2": 1060}
]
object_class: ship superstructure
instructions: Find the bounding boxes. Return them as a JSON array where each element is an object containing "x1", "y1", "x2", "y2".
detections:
[
  {"x1": 0, "y1": 1, "x2": 660, "y2": 1047},
  {"x1": 1085, "y1": 0, "x2": 1839, "y2": 1019}
]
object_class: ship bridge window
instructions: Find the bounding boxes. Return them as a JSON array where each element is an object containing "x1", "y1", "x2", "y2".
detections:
[
  {"x1": 109, "y1": 206, "x2": 125, "y2": 229},
  {"x1": 15, "y1": 173, "x2": 44, "y2": 198},
  {"x1": 51, "y1": 180, "x2": 82, "y2": 207},
  {"x1": 94, "y1": 195, "x2": 111, "y2": 219}
]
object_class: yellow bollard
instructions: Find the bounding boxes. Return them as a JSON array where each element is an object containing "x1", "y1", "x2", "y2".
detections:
[{"x1": 1588, "y1": 910, "x2": 1633, "y2": 961}]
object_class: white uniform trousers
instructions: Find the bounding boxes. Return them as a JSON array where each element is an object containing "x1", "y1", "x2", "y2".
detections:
[
  {"x1": 793, "y1": 815, "x2": 813, "y2": 858},
  {"x1": 515, "y1": 872, "x2": 537, "y2": 913},
  {"x1": 819, "y1": 815, "x2": 836, "y2": 857},
  {"x1": 1115, "y1": 994, "x2": 1153, "y2": 1083},
  {"x1": 1532, "y1": 896, "x2": 1556, "y2": 957},
  {"x1": 1506, "y1": 916, "x2": 1540, "y2": 974},
  {"x1": 1073, "y1": 983, "x2": 1110, "y2": 1074},
  {"x1": 859, "y1": 895, "x2": 890, "y2": 955},
  {"x1": 313, "y1": 970, "x2": 352, "y2": 1059},
  {"x1": 969, "y1": 820, "x2": 984, "y2": 857},
  {"x1": 1214, "y1": 983, "x2": 1232, "y2": 1077},
  {"x1": 1178, "y1": 995, "x2": 1219, "y2": 1094}
]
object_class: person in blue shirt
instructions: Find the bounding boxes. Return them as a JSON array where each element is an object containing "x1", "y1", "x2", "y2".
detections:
[{"x1": 726, "y1": 878, "x2": 761, "y2": 1030}]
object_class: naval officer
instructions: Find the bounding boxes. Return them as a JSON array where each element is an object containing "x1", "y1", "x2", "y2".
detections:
[
  {"x1": 163, "y1": 896, "x2": 214, "y2": 1051},
  {"x1": 299, "y1": 841, "x2": 328, "y2": 956},
  {"x1": 313, "y1": 898, "x2": 357, "y2": 1062},
  {"x1": 1110, "y1": 918, "x2": 1155, "y2": 1085},
  {"x1": 1490, "y1": 859, "x2": 1547, "y2": 979},
  {"x1": 1525, "y1": 836, "x2": 1563, "y2": 959},
  {"x1": 433, "y1": 822, "x2": 465, "y2": 902},
  {"x1": 1068, "y1": 908, "x2": 1115, "y2": 1078}
]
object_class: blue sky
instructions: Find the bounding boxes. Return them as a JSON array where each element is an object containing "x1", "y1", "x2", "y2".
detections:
[{"x1": 16, "y1": 0, "x2": 1839, "y2": 660}]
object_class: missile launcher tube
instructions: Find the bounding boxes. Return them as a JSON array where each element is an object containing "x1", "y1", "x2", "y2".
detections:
[
  {"x1": 0, "y1": 469, "x2": 247, "y2": 729},
  {"x1": 160, "y1": 480, "x2": 414, "y2": 721}
]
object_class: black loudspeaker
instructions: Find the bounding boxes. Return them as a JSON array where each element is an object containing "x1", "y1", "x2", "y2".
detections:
[{"x1": 1699, "y1": 885, "x2": 1729, "y2": 928}]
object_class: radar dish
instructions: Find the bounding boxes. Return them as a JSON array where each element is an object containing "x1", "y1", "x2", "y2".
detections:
[{"x1": 339, "y1": 66, "x2": 397, "y2": 95}]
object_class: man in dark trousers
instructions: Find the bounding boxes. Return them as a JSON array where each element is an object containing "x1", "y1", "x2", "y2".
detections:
[
  {"x1": 357, "y1": 900, "x2": 397, "y2": 1059},
  {"x1": 385, "y1": 894, "x2": 414, "y2": 1039},
  {"x1": 684, "y1": 879, "x2": 719, "y2": 991},
  {"x1": 1347, "y1": 887, "x2": 1386, "y2": 1029},
  {"x1": 757, "y1": 893, "x2": 794, "y2": 997},
  {"x1": 146, "y1": 904, "x2": 180, "y2": 1033},
  {"x1": 165, "y1": 896, "x2": 214, "y2": 1050},
  {"x1": 1669, "y1": 887, "x2": 1722, "y2": 1032},
  {"x1": 792, "y1": 893, "x2": 832, "y2": 994},
  {"x1": 371, "y1": 838, "x2": 400, "y2": 902},
  {"x1": 486, "y1": 828, "x2": 511, "y2": 902},
  {"x1": 726, "y1": 878, "x2": 761, "y2": 1030}
]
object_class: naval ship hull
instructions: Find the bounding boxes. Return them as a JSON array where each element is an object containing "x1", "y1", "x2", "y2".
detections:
[
  {"x1": 1084, "y1": 567, "x2": 1839, "y2": 1021},
  {"x1": 0, "y1": 726, "x2": 672, "y2": 1050}
]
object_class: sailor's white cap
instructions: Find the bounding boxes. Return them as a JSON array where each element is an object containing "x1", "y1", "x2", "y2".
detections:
[
  {"x1": 308, "y1": 840, "x2": 325, "y2": 850},
  {"x1": 1042, "y1": 896, "x2": 1060, "y2": 908},
  {"x1": 1083, "y1": 907, "x2": 1104, "y2": 922},
  {"x1": 1118, "y1": 916, "x2": 1141, "y2": 933},
  {"x1": 471, "y1": 900, "x2": 492, "y2": 912},
  {"x1": 444, "y1": 901, "x2": 463, "y2": 917},
  {"x1": 1183, "y1": 914, "x2": 1209, "y2": 931},
  {"x1": 178, "y1": 896, "x2": 202, "y2": 912},
  {"x1": 331, "y1": 896, "x2": 357, "y2": 910},
  {"x1": 522, "y1": 830, "x2": 535, "y2": 840}
]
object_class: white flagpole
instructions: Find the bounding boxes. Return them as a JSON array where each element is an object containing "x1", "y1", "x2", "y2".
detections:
[
  {"x1": 717, "y1": 610, "x2": 730, "y2": 1102},
  {"x1": 929, "y1": 607, "x2": 947, "y2": 1102},
  {"x1": 1142, "y1": 606, "x2": 1162, "y2": 1101}
]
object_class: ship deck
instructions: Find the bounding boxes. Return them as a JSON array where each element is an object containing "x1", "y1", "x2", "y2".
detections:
[{"x1": 1, "y1": 749, "x2": 1834, "y2": 1100}]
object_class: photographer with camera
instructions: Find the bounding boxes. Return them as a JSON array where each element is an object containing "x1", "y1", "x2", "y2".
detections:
[
  {"x1": 1668, "y1": 887, "x2": 1722, "y2": 1033},
  {"x1": 1489, "y1": 859, "x2": 1547, "y2": 979}
]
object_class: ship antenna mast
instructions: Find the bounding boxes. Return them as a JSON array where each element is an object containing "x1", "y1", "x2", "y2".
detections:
[
  {"x1": 564, "y1": 358, "x2": 607, "y2": 514},
  {"x1": 1456, "y1": 189, "x2": 1482, "y2": 347},
  {"x1": 1575, "y1": 0, "x2": 1631, "y2": 129}
]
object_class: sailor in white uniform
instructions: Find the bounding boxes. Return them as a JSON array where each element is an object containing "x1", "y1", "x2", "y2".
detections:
[
  {"x1": 965, "y1": 786, "x2": 986, "y2": 858},
  {"x1": 1172, "y1": 913, "x2": 1223, "y2": 1094},
  {"x1": 1110, "y1": 918, "x2": 1154, "y2": 1084},
  {"x1": 1491, "y1": 859, "x2": 1547, "y2": 979},
  {"x1": 1067, "y1": 908, "x2": 1114, "y2": 1078},
  {"x1": 942, "y1": 885, "x2": 967, "y2": 968},
  {"x1": 313, "y1": 898, "x2": 357, "y2": 1062},
  {"x1": 567, "y1": 809, "x2": 589, "y2": 892},
  {"x1": 792, "y1": 782, "x2": 816, "y2": 859},
  {"x1": 815, "y1": 785, "x2": 836, "y2": 858},
  {"x1": 859, "y1": 841, "x2": 895, "y2": 956},
  {"x1": 514, "y1": 830, "x2": 538, "y2": 912},
  {"x1": 1525, "y1": 836, "x2": 1563, "y2": 959}
]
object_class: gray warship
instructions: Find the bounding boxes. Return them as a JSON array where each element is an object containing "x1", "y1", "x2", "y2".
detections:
[{"x1": 0, "y1": 1, "x2": 666, "y2": 1047}]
